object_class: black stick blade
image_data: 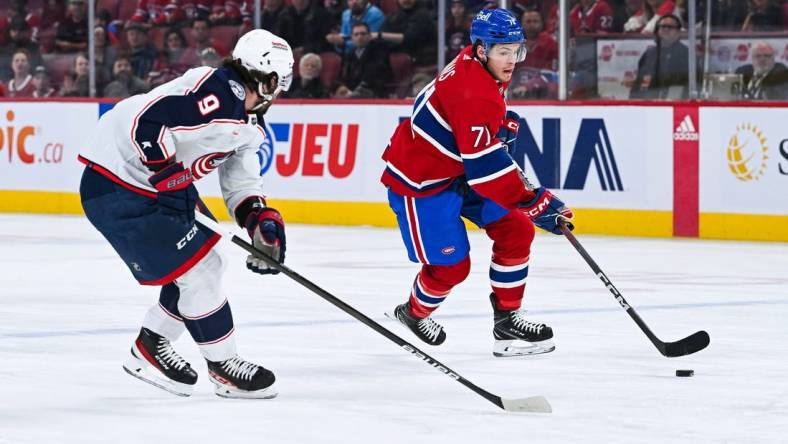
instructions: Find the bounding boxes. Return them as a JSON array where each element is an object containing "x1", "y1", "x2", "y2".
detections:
[{"x1": 663, "y1": 330, "x2": 710, "y2": 357}]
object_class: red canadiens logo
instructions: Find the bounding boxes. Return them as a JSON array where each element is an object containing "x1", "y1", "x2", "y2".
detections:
[
  {"x1": 600, "y1": 44, "x2": 614, "y2": 62},
  {"x1": 735, "y1": 43, "x2": 749, "y2": 62},
  {"x1": 441, "y1": 246, "x2": 456, "y2": 255},
  {"x1": 191, "y1": 152, "x2": 234, "y2": 179}
]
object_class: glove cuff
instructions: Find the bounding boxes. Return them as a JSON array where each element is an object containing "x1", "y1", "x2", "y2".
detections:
[
  {"x1": 521, "y1": 187, "x2": 546, "y2": 207},
  {"x1": 234, "y1": 196, "x2": 266, "y2": 228},
  {"x1": 148, "y1": 162, "x2": 193, "y2": 192}
]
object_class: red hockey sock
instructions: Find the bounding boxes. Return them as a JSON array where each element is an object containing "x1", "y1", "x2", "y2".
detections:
[
  {"x1": 485, "y1": 211, "x2": 534, "y2": 311},
  {"x1": 408, "y1": 256, "x2": 470, "y2": 318}
]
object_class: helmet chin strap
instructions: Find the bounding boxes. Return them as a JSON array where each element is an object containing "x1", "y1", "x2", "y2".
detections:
[{"x1": 250, "y1": 77, "x2": 282, "y2": 115}]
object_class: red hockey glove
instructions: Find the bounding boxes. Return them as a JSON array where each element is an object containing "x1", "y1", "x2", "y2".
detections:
[
  {"x1": 148, "y1": 162, "x2": 198, "y2": 224},
  {"x1": 497, "y1": 110, "x2": 521, "y2": 152},
  {"x1": 244, "y1": 207, "x2": 286, "y2": 275},
  {"x1": 519, "y1": 188, "x2": 574, "y2": 235}
]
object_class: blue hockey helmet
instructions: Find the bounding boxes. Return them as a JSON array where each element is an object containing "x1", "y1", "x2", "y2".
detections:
[{"x1": 470, "y1": 9, "x2": 527, "y2": 62}]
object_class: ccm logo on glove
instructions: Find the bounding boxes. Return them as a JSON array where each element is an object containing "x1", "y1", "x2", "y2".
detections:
[{"x1": 522, "y1": 193, "x2": 552, "y2": 218}]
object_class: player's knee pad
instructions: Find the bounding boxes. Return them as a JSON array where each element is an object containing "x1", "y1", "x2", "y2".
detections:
[
  {"x1": 486, "y1": 210, "x2": 535, "y2": 261},
  {"x1": 422, "y1": 255, "x2": 471, "y2": 291}
]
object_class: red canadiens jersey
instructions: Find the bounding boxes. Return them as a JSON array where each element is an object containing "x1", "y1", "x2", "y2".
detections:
[
  {"x1": 381, "y1": 46, "x2": 534, "y2": 209},
  {"x1": 570, "y1": 0, "x2": 614, "y2": 35}
]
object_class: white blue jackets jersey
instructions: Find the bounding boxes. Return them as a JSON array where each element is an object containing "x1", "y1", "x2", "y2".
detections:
[{"x1": 79, "y1": 66, "x2": 266, "y2": 215}]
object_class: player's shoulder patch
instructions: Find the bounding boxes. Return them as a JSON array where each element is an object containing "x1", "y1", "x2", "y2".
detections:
[{"x1": 229, "y1": 80, "x2": 246, "y2": 101}]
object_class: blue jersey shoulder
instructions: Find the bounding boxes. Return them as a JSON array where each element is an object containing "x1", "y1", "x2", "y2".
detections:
[
  {"x1": 194, "y1": 68, "x2": 248, "y2": 121},
  {"x1": 132, "y1": 67, "x2": 250, "y2": 165}
]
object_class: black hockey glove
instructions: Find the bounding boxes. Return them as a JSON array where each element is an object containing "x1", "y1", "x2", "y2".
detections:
[
  {"x1": 244, "y1": 207, "x2": 286, "y2": 275},
  {"x1": 148, "y1": 162, "x2": 198, "y2": 224},
  {"x1": 497, "y1": 110, "x2": 521, "y2": 152}
]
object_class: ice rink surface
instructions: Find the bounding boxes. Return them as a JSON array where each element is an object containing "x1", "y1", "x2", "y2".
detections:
[{"x1": 1, "y1": 214, "x2": 787, "y2": 444}]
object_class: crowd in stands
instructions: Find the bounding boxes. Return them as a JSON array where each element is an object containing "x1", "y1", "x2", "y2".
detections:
[{"x1": 0, "y1": 0, "x2": 786, "y2": 100}]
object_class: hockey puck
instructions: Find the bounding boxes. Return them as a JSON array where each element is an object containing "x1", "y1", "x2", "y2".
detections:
[{"x1": 675, "y1": 369, "x2": 694, "y2": 377}]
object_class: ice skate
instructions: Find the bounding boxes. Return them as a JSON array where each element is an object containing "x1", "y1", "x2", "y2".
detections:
[
  {"x1": 207, "y1": 355, "x2": 277, "y2": 399},
  {"x1": 490, "y1": 294, "x2": 555, "y2": 357},
  {"x1": 386, "y1": 302, "x2": 446, "y2": 346},
  {"x1": 123, "y1": 327, "x2": 198, "y2": 397}
]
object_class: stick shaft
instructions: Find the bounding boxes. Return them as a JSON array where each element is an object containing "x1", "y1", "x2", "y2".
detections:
[
  {"x1": 196, "y1": 212, "x2": 512, "y2": 410},
  {"x1": 559, "y1": 222, "x2": 667, "y2": 353}
]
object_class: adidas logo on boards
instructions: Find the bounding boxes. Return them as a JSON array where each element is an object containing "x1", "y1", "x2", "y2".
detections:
[{"x1": 674, "y1": 115, "x2": 699, "y2": 141}]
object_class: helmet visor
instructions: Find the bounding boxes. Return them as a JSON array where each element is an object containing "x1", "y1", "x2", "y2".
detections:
[{"x1": 487, "y1": 43, "x2": 527, "y2": 64}]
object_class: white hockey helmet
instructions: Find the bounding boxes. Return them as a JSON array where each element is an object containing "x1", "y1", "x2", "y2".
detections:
[{"x1": 232, "y1": 29, "x2": 294, "y2": 95}]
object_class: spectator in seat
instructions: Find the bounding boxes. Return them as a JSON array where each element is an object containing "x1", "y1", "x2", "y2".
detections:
[
  {"x1": 378, "y1": 0, "x2": 437, "y2": 68},
  {"x1": 279, "y1": 0, "x2": 334, "y2": 55},
  {"x1": 32, "y1": 66, "x2": 56, "y2": 98},
  {"x1": 131, "y1": 0, "x2": 187, "y2": 27},
  {"x1": 736, "y1": 42, "x2": 788, "y2": 101},
  {"x1": 407, "y1": 71, "x2": 432, "y2": 98},
  {"x1": 629, "y1": 14, "x2": 688, "y2": 99},
  {"x1": 614, "y1": 0, "x2": 645, "y2": 32},
  {"x1": 162, "y1": 27, "x2": 194, "y2": 72},
  {"x1": 508, "y1": 9, "x2": 557, "y2": 99},
  {"x1": 183, "y1": 0, "x2": 215, "y2": 22},
  {"x1": 209, "y1": 1, "x2": 243, "y2": 25},
  {"x1": 641, "y1": 0, "x2": 676, "y2": 33},
  {"x1": 125, "y1": 21, "x2": 158, "y2": 80},
  {"x1": 261, "y1": 0, "x2": 289, "y2": 35},
  {"x1": 742, "y1": 0, "x2": 782, "y2": 32},
  {"x1": 6, "y1": 49, "x2": 36, "y2": 97},
  {"x1": 0, "y1": 0, "x2": 42, "y2": 47},
  {"x1": 146, "y1": 28, "x2": 192, "y2": 88},
  {"x1": 104, "y1": 56, "x2": 150, "y2": 98},
  {"x1": 60, "y1": 52, "x2": 91, "y2": 96},
  {"x1": 182, "y1": 17, "x2": 227, "y2": 66},
  {"x1": 199, "y1": 47, "x2": 222, "y2": 68},
  {"x1": 287, "y1": 52, "x2": 330, "y2": 98},
  {"x1": 520, "y1": 9, "x2": 557, "y2": 70},
  {"x1": 445, "y1": 0, "x2": 471, "y2": 64},
  {"x1": 335, "y1": 22, "x2": 391, "y2": 98},
  {"x1": 326, "y1": 0, "x2": 385, "y2": 54},
  {"x1": 709, "y1": 0, "x2": 749, "y2": 31},
  {"x1": 569, "y1": 0, "x2": 614, "y2": 35},
  {"x1": 41, "y1": 0, "x2": 68, "y2": 32},
  {"x1": 322, "y1": 0, "x2": 345, "y2": 32},
  {"x1": 0, "y1": 16, "x2": 44, "y2": 81},
  {"x1": 55, "y1": 0, "x2": 89, "y2": 53},
  {"x1": 94, "y1": 25, "x2": 117, "y2": 87}
]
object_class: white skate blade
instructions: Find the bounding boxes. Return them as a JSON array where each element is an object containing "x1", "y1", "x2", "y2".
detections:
[
  {"x1": 501, "y1": 396, "x2": 553, "y2": 413},
  {"x1": 209, "y1": 374, "x2": 278, "y2": 400},
  {"x1": 493, "y1": 339, "x2": 555, "y2": 357},
  {"x1": 122, "y1": 354, "x2": 194, "y2": 397}
]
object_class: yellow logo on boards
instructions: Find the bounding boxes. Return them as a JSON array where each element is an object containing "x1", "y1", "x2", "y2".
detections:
[{"x1": 726, "y1": 123, "x2": 768, "y2": 182}]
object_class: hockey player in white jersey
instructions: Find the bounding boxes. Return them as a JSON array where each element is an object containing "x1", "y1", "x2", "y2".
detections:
[{"x1": 78, "y1": 30, "x2": 293, "y2": 399}]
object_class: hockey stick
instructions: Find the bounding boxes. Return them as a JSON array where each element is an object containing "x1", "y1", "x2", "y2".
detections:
[
  {"x1": 195, "y1": 211, "x2": 551, "y2": 413},
  {"x1": 558, "y1": 220, "x2": 710, "y2": 358}
]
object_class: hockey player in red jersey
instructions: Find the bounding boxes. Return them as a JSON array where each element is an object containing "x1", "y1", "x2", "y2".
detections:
[
  {"x1": 79, "y1": 30, "x2": 293, "y2": 398},
  {"x1": 381, "y1": 8, "x2": 574, "y2": 357}
]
